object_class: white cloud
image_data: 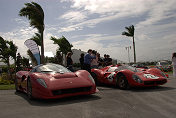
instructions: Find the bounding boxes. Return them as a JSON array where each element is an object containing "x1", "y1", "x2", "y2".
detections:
[
  {"x1": 60, "y1": 11, "x2": 87, "y2": 23},
  {"x1": 136, "y1": 0, "x2": 176, "y2": 28},
  {"x1": 60, "y1": 0, "x2": 176, "y2": 33}
]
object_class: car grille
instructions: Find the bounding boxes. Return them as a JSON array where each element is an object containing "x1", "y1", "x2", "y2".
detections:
[
  {"x1": 144, "y1": 79, "x2": 167, "y2": 85},
  {"x1": 52, "y1": 86, "x2": 92, "y2": 96}
]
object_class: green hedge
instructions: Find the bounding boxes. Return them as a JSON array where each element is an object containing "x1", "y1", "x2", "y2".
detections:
[{"x1": 0, "y1": 73, "x2": 15, "y2": 85}]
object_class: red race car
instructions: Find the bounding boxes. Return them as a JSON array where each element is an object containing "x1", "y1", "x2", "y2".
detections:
[
  {"x1": 15, "y1": 63, "x2": 97, "y2": 99},
  {"x1": 91, "y1": 64, "x2": 168, "y2": 89}
]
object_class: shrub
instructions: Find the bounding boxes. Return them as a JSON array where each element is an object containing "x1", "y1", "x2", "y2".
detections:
[{"x1": 0, "y1": 77, "x2": 14, "y2": 85}]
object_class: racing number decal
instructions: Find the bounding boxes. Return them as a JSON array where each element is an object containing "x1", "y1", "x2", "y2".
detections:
[
  {"x1": 144, "y1": 74, "x2": 159, "y2": 79},
  {"x1": 107, "y1": 72, "x2": 116, "y2": 82}
]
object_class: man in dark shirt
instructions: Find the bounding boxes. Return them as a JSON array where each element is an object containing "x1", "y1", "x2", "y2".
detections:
[
  {"x1": 66, "y1": 52, "x2": 74, "y2": 72},
  {"x1": 106, "y1": 55, "x2": 112, "y2": 66},
  {"x1": 83, "y1": 49, "x2": 96, "y2": 73},
  {"x1": 79, "y1": 53, "x2": 84, "y2": 69}
]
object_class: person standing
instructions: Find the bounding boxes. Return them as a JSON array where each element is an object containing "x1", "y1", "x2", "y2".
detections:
[
  {"x1": 103, "y1": 54, "x2": 108, "y2": 67},
  {"x1": 172, "y1": 52, "x2": 176, "y2": 78},
  {"x1": 91, "y1": 50, "x2": 99, "y2": 69},
  {"x1": 83, "y1": 49, "x2": 96, "y2": 73},
  {"x1": 16, "y1": 53, "x2": 22, "y2": 71},
  {"x1": 97, "y1": 53, "x2": 103, "y2": 68},
  {"x1": 106, "y1": 55, "x2": 113, "y2": 66},
  {"x1": 66, "y1": 52, "x2": 74, "y2": 72},
  {"x1": 79, "y1": 53, "x2": 84, "y2": 69}
]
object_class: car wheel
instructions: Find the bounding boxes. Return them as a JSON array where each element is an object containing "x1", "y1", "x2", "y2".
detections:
[
  {"x1": 117, "y1": 74, "x2": 129, "y2": 90},
  {"x1": 27, "y1": 78, "x2": 33, "y2": 99},
  {"x1": 15, "y1": 78, "x2": 20, "y2": 92},
  {"x1": 91, "y1": 72, "x2": 100, "y2": 85}
]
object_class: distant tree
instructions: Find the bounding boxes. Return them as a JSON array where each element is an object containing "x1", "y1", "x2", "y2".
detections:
[
  {"x1": 8, "y1": 41, "x2": 18, "y2": 73},
  {"x1": 122, "y1": 25, "x2": 136, "y2": 63},
  {"x1": 0, "y1": 37, "x2": 11, "y2": 72},
  {"x1": 21, "y1": 57, "x2": 30, "y2": 68},
  {"x1": 30, "y1": 33, "x2": 41, "y2": 46},
  {"x1": 19, "y1": 2, "x2": 45, "y2": 64},
  {"x1": 55, "y1": 50, "x2": 63, "y2": 65},
  {"x1": 50, "y1": 36, "x2": 73, "y2": 65},
  {"x1": 0, "y1": 37, "x2": 18, "y2": 79}
]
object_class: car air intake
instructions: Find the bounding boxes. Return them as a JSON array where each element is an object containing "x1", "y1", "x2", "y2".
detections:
[
  {"x1": 144, "y1": 79, "x2": 167, "y2": 85},
  {"x1": 52, "y1": 86, "x2": 92, "y2": 96}
]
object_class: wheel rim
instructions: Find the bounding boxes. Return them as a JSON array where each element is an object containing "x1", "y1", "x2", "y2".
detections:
[
  {"x1": 118, "y1": 75, "x2": 127, "y2": 89},
  {"x1": 119, "y1": 78, "x2": 125, "y2": 88}
]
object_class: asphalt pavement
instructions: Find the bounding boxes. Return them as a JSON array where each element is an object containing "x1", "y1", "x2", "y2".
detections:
[{"x1": 0, "y1": 74, "x2": 176, "y2": 118}]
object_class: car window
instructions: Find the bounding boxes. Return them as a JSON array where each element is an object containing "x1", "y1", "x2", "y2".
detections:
[
  {"x1": 35, "y1": 63, "x2": 71, "y2": 73},
  {"x1": 118, "y1": 65, "x2": 139, "y2": 72},
  {"x1": 160, "y1": 62, "x2": 169, "y2": 65},
  {"x1": 107, "y1": 67, "x2": 119, "y2": 72}
]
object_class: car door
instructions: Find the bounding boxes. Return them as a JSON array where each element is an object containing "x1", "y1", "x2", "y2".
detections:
[{"x1": 103, "y1": 71, "x2": 117, "y2": 85}]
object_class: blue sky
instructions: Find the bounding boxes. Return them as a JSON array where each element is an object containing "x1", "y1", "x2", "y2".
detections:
[{"x1": 0, "y1": 0, "x2": 176, "y2": 63}]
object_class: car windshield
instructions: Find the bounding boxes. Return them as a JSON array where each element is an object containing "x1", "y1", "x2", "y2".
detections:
[
  {"x1": 107, "y1": 65, "x2": 138, "y2": 72},
  {"x1": 107, "y1": 67, "x2": 119, "y2": 72},
  {"x1": 32, "y1": 63, "x2": 71, "y2": 73},
  {"x1": 160, "y1": 62, "x2": 169, "y2": 65}
]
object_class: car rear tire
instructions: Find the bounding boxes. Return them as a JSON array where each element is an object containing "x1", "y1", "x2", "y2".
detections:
[
  {"x1": 91, "y1": 72, "x2": 101, "y2": 85},
  {"x1": 15, "y1": 78, "x2": 20, "y2": 92},
  {"x1": 117, "y1": 74, "x2": 129, "y2": 90},
  {"x1": 27, "y1": 78, "x2": 33, "y2": 100}
]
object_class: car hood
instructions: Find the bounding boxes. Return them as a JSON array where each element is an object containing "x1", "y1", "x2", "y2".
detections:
[
  {"x1": 46, "y1": 73, "x2": 93, "y2": 90},
  {"x1": 52, "y1": 72, "x2": 77, "y2": 79}
]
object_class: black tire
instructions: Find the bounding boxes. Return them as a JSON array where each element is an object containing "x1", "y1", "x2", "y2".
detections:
[
  {"x1": 116, "y1": 74, "x2": 129, "y2": 90},
  {"x1": 27, "y1": 78, "x2": 33, "y2": 100},
  {"x1": 15, "y1": 78, "x2": 20, "y2": 92},
  {"x1": 91, "y1": 72, "x2": 100, "y2": 85}
]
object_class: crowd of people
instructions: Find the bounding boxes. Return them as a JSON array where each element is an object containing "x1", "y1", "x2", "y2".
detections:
[
  {"x1": 66, "y1": 50, "x2": 176, "y2": 78},
  {"x1": 66, "y1": 49, "x2": 112, "y2": 73}
]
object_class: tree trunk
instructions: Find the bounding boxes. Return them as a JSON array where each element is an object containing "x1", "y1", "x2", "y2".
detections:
[
  {"x1": 132, "y1": 36, "x2": 136, "y2": 64},
  {"x1": 14, "y1": 57, "x2": 16, "y2": 79},
  {"x1": 7, "y1": 60, "x2": 12, "y2": 80},
  {"x1": 40, "y1": 31, "x2": 44, "y2": 64}
]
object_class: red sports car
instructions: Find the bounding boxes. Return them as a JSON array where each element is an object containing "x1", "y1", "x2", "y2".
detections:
[
  {"x1": 91, "y1": 64, "x2": 168, "y2": 89},
  {"x1": 15, "y1": 63, "x2": 97, "y2": 99}
]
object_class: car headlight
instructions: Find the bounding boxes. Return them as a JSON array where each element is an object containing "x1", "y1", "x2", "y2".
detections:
[
  {"x1": 144, "y1": 74, "x2": 159, "y2": 79},
  {"x1": 88, "y1": 74, "x2": 95, "y2": 84},
  {"x1": 36, "y1": 79, "x2": 47, "y2": 88},
  {"x1": 132, "y1": 74, "x2": 143, "y2": 83}
]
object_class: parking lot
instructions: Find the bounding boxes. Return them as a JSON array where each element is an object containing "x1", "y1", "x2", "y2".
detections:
[{"x1": 0, "y1": 74, "x2": 176, "y2": 118}]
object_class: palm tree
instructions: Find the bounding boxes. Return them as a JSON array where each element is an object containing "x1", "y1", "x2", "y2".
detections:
[
  {"x1": 50, "y1": 36, "x2": 73, "y2": 65},
  {"x1": 0, "y1": 37, "x2": 15, "y2": 79},
  {"x1": 122, "y1": 25, "x2": 136, "y2": 63},
  {"x1": 19, "y1": 2, "x2": 45, "y2": 64},
  {"x1": 8, "y1": 41, "x2": 18, "y2": 73}
]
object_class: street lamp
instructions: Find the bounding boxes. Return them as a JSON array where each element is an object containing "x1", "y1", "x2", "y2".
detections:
[{"x1": 125, "y1": 46, "x2": 131, "y2": 64}]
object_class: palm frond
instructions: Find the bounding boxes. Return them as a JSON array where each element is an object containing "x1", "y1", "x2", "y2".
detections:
[{"x1": 30, "y1": 33, "x2": 41, "y2": 46}]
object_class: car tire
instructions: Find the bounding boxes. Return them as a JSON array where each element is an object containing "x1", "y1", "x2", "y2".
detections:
[
  {"x1": 91, "y1": 72, "x2": 100, "y2": 85},
  {"x1": 27, "y1": 78, "x2": 33, "y2": 100},
  {"x1": 116, "y1": 74, "x2": 129, "y2": 90},
  {"x1": 15, "y1": 78, "x2": 20, "y2": 92}
]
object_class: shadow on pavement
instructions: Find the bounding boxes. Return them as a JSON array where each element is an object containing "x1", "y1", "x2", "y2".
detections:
[
  {"x1": 97, "y1": 84, "x2": 176, "y2": 92},
  {"x1": 15, "y1": 91, "x2": 101, "y2": 106},
  {"x1": 129, "y1": 86, "x2": 176, "y2": 92}
]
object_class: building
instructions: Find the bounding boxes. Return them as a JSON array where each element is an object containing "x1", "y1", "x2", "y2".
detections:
[{"x1": 71, "y1": 49, "x2": 86, "y2": 63}]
